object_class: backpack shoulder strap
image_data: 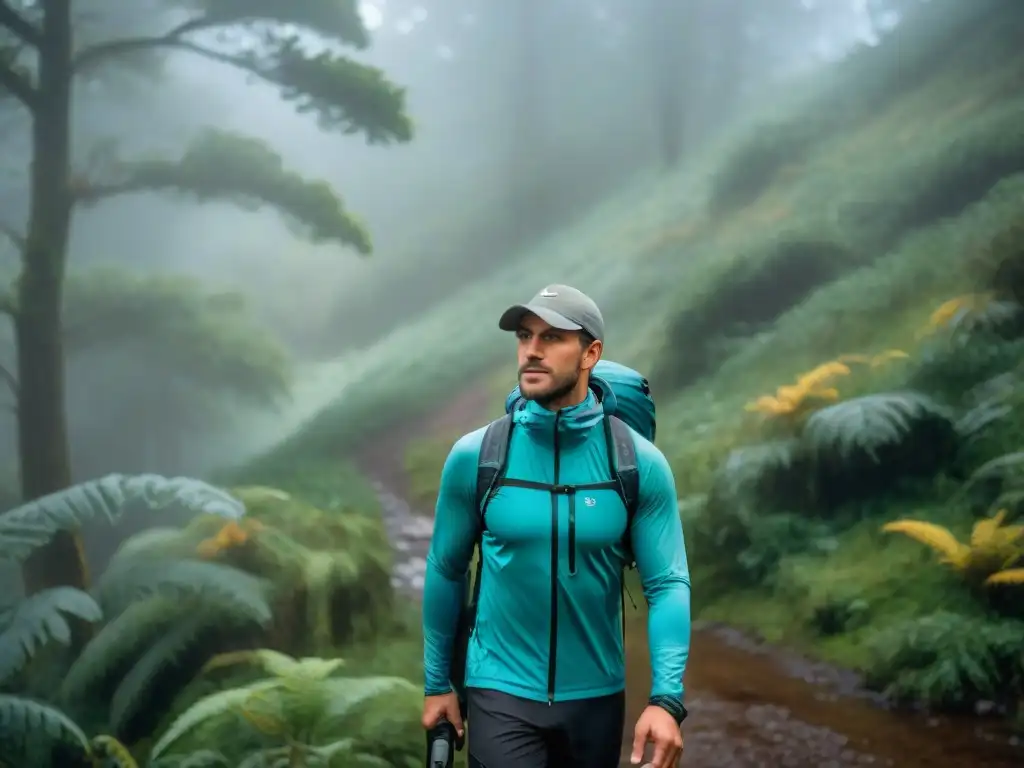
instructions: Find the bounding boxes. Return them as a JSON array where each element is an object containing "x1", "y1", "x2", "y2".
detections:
[
  {"x1": 606, "y1": 415, "x2": 642, "y2": 638},
  {"x1": 475, "y1": 413, "x2": 514, "y2": 522},
  {"x1": 606, "y1": 415, "x2": 640, "y2": 523}
]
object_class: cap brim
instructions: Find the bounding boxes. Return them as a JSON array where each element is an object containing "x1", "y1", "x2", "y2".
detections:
[{"x1": 498, "y1": 304, "x2": 583, "y2": 332}]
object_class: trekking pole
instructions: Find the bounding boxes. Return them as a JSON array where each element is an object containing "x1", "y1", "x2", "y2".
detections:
[{"x1": 425, "y1": 717, "x2": 459, "y2": 768}]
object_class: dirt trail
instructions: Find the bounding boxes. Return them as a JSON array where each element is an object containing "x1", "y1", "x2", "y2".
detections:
[{"x1": 356, "y1": 392, "x2": 1023, "y2": 768}]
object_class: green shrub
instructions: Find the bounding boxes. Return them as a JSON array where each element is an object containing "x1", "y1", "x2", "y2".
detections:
[
  {"x1": 809, "y1": 593, "x2": 871, "y2": 637},
  {"x1": 709, "y1": 392, "x2": 961, "y2": 517},
  {"x1": 652, "y1": 233, "x2": 856, "y2": 390},
  {"x1": 803, "y1": 392, "x2": 959, "y2": 508},
  {"x1": 687, "y1": 490, "x2": 835, "y2": 593},
  {"x1": 863, "y1": 611, "x2": 1024, "y2": 712}
]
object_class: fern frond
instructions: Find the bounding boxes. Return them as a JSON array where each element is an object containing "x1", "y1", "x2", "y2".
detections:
[
  {"x1": 90, "y1": 734, "x2": 139, "y2": 767},
  {"x1": 150, "y1": 749, "x2": 230, "y2": 768},
  {"x1": 0, "y1": 588, "x2": 102, "y2": 684},
  {"x1": 238, "y1": 689, "x2": 289, "y2": 736},
  {"x1": 229, "y1": 487, "x2": 291, "y2": 506},
  {"x1": 985, "y1": 568, "x2": 1024, "y2": 585},
  {"x1": 312, "y1": 740, "x2": 391, "y2": 767},
  {"x1": 967, "y1": 450, "x2": 1024, "y2": 487},
  {"x1": 0, "y1": 694, "x2": 90, "y2": 754},
  {"x1": 108, "y1": 527, "x2": 196, "y2": 565},
  {"x1": 864, "y1": 611, "x2": 1024, "y2": 709},
  {"x1": 802, "y1": 391, "x2": 952, "y2": 461},
  {"x1": 317, "y1": 676, "x2": 419, "y2": 722},
  {"x1": 0, "y1": 475, "x2": 244, "y2": 562},
  {"x1": 149, "y1": 681, "x2": 280, "y2": 760},
  {"x1": 203, "y1": 649, "x2": 343, "y2": 682},
  {"x1": 95, "y1": 559, "x2": 272, "y2": 623},
  {"x1": 58, "y1": 597, "x2": 178, "y2": 705},
  {"x1": 881, "y1": 520, "x2": 967, "y2": 561},
  {"x1": 237, "y1": 748, "x2": 290, "y2": 768},
  {"x1": 109, "y1": 610, "x2": 226, "y2": 734}
]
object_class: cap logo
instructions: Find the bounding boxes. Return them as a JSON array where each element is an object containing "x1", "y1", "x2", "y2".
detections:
[{"x1": 539, "y1": 289, "x2": 558, "y2": 298}]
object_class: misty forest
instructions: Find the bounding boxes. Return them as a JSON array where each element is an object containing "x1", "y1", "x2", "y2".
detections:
[{"x1": 1, "y1": 0, "x2": 1023, "y2": 766}]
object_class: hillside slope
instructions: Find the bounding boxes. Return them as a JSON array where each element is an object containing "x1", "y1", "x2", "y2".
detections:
[{"x1": 239, "y1": 0, "x2": 1024, "y2": 716}]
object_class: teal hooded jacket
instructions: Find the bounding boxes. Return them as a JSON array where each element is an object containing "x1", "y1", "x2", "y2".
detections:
[{"x1": 422, "y1": 388, "x2": 691, "y2": 705}]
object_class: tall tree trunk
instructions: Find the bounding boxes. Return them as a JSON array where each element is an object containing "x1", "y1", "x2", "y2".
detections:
[
  {"x1": 648, "y1": 0, "x2": 694, "y2": 170},
  {"x1": 509, "y1": 0, "x2": 544, "y2": 240},
  {"x1": 17, "y1": 0, "x2": 88, "y2": 596}
]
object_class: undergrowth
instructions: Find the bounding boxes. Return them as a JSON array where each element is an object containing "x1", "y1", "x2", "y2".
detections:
[{"x1": 234, "y1": 0, "x2": 1024, "y2": 728}]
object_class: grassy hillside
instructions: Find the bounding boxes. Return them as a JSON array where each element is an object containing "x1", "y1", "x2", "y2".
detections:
[{"x1": 239, "y1": 0, "x2": 1024, "y2": 717}]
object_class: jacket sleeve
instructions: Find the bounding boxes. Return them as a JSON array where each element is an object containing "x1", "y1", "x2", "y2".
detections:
[
  {"x1": 421, "y1": 432, "x2": 482, "y2": 695},
  {"x1": 630, "y1": 442, "x2": 691, "y2": 703}
]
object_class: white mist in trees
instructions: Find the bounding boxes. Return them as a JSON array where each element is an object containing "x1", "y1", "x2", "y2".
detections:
[{"x1": 0, "y1": 0, "x2": 412, "y2": 607}]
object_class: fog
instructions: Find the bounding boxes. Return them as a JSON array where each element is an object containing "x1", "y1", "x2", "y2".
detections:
[{"x1": 0, "y1": 0, "x2": 915, "y2": 489}]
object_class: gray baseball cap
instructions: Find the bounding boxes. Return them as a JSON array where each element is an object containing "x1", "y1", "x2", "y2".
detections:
[{"x1": 498, "y1": 284, "x2": 605, "y2": 342}]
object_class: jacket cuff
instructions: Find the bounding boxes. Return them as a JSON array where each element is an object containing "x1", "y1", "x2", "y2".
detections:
[{"x1": 649, "y1": 694, "x2": 687, "y2": 725}]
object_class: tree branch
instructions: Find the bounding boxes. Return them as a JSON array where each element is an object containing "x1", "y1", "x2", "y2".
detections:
[
  {"x1": 0, "y1": 1, "x2": 41, "y2": 47},
  {"x1": 0, "y1": 217, "x2": 25, "y2": 252},
  {"x1": 0, "y1": 361, "x2": 16, "y2": 401},
  {"x1": 0, "y1": 59, "x2": 36, "y2": 110},
  {"x1": 72, "y1": 16, "x2": 219, "y2": 73}
]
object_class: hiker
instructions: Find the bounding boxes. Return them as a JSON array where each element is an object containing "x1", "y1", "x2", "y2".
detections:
[{"x1": 421, "y1": 284, "x2": 691, "y2": 768}]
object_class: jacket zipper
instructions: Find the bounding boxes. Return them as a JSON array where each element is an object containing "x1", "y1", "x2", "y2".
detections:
[
  {"x1": 547, "y1": 410, "x2": 561, "y2": 705},
  {"x1": 568, "y1": 493, "x2": 577, "y2": 575}
]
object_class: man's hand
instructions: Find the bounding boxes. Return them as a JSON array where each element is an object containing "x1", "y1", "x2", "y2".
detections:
[
  {"x1": 630, "y1": 705, "x2": 683, "y2": 768},
  {"x1": 421, "y1": 691, "x2": 464, "y2": 737}
]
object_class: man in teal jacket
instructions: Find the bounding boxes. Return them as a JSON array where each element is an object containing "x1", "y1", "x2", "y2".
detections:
[{"x1": 421, "y1": 285, "x2": 691, "y2": 768}]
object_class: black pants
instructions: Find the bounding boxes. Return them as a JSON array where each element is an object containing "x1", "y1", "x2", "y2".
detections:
[{"x1": 467, "y1": 687, "x2": 625, "y2": 768}]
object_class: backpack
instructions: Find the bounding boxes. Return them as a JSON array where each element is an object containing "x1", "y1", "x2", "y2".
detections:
[{"x1": 450, "y1": 362, "x2": 656, "y2": 713}]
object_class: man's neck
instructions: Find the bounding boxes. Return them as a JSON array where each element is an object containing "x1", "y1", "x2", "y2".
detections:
[{"x1": 541, "y1": 382, "x2": 590, "y2": 412}]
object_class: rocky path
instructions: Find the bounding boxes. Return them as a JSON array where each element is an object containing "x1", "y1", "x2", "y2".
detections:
[{"x1": 372, "y1": 472, "x2": 1022, "y2": 768}]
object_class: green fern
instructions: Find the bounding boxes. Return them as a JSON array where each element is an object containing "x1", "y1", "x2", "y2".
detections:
[
  {"x1": 148, "y1": 681, "x2": 279, "y2": 759},
  {"x1": 150, "y1": 749, "x2": 230, "y2": 768},
  {"x1": 863, "y1": 611, "x2": 1024, "y2": 710},
  {"x1": 707, "y1": 439, "x2": 807, "y2": 514},
  {"x1": 108, "y1": 610, "x2": 231, "y2": 735},
  {"x1": 0, "y1": 474, "x2": 244, "y2": 562},
  {"x1": 58, "y1": 598, "x2": 178, "y2": 705},
  {"x1": 94, "y1": 559, "x2": 272, "y2": 621},
  {"x1": 149, "y1": 650, "x2": 418, "y2": 764},
  {"x1": 60, "y1": 555, "x2": 272, "y2": 731},
  {"x1": 802, "y1": 391, "x2": 954, "y2": 461},
  {"x1": 0, "y1": 587, "x2": 102, "y2": 684},
  {"x1": 965, "y1": 449, "x2": 1024, "y2": 500},
  {"x1": 0, "y1": 694, "x2": 90, "y2": 755}
]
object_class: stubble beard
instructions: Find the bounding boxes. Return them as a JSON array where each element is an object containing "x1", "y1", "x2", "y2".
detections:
[{"x1": 520, "y1": 366, "x2": 581, "y2": 408}]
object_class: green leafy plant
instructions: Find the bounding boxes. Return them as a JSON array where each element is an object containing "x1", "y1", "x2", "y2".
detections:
[
  {"x1": 149, "y1": 649, "x2": 419, "y2": 768},
  {"x1": 863, "y1": 611, "x2": 1024, "y2": 712},
  {"x1": 0, "y1": 475, "x2": 273, "y2": 756}
]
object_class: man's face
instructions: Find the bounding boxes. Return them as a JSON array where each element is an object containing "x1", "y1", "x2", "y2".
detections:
[{"x1": 516, "y1": 313, "x2": 602, "y2": 406}]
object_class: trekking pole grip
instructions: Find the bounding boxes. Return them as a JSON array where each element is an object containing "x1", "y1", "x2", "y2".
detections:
[{"x1": 425, "y1": 717, "x2": 457, "y2": 768}]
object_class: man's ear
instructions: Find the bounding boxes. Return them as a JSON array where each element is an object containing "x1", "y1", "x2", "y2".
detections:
[{"x1": 582, "y1": 340, "x2": 603, "y2": 371}]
